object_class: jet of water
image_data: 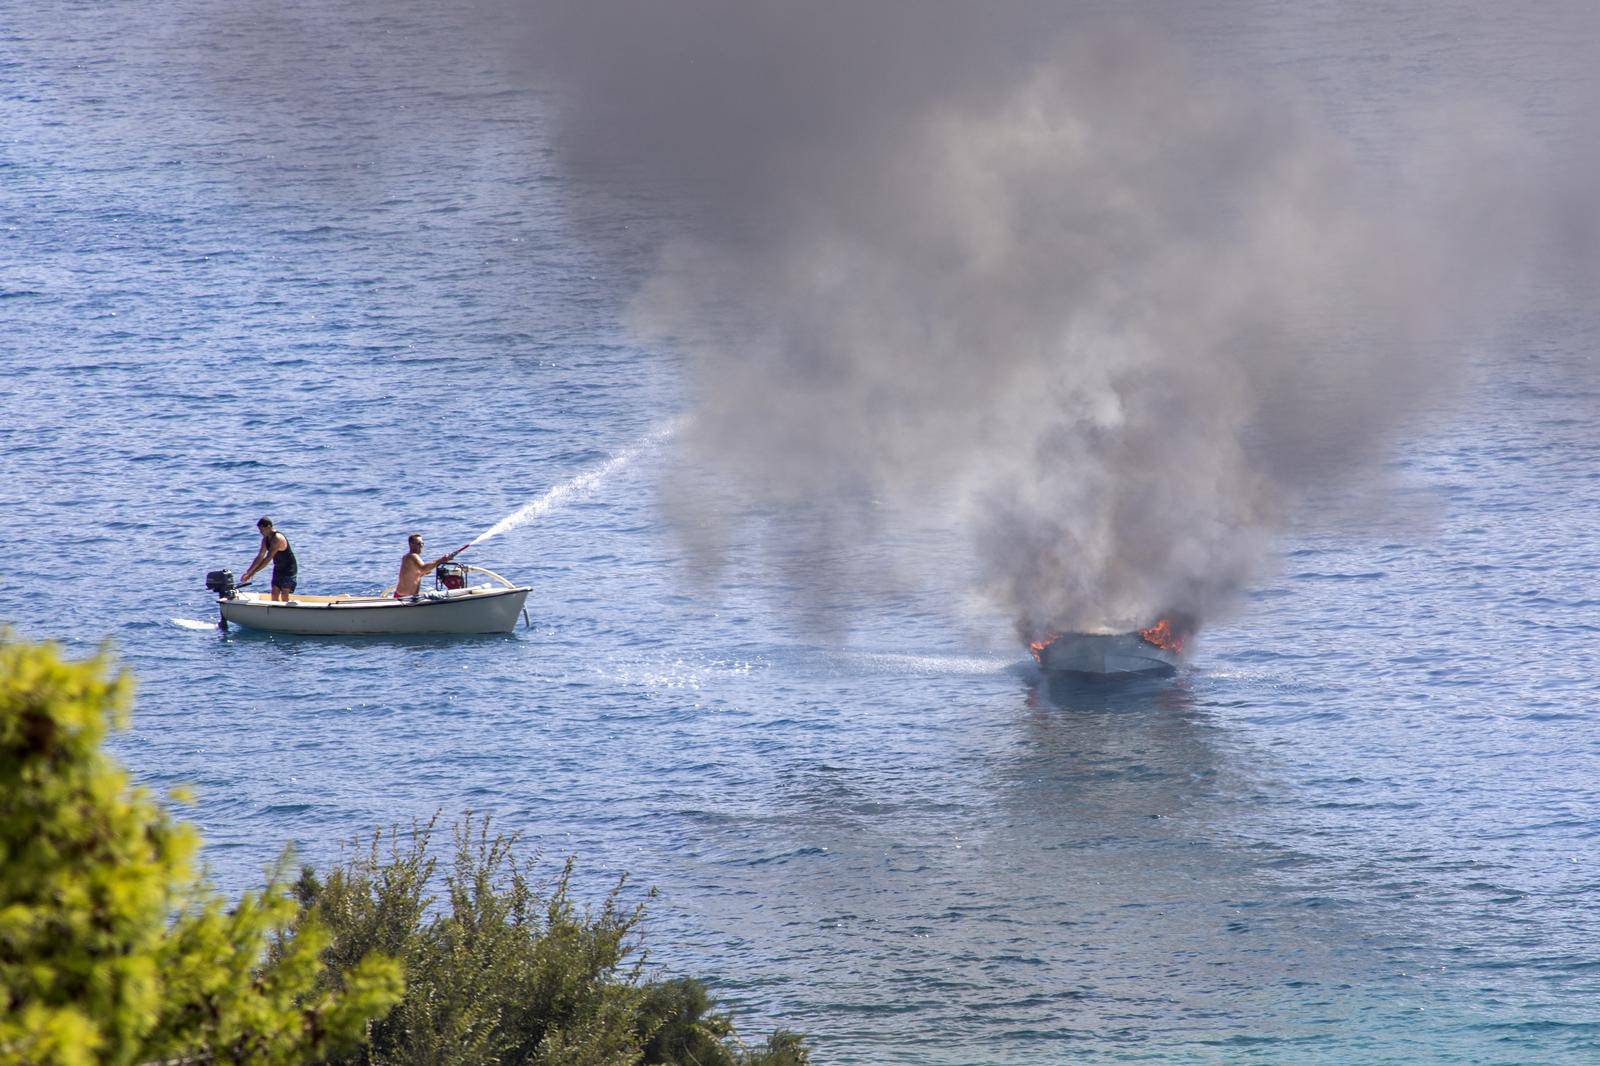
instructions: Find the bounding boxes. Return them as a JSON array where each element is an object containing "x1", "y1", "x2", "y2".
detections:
[{"x1": 467, "y1": 420, "x2": 680, "y2": 547}]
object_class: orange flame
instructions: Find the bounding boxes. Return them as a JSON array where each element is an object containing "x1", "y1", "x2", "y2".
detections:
[
  {"x1": 1028, "y1": 632, "x2": 1060, "y2": 665},
  {"x1": 1139, "y1": 618, "x2": 1185, "y2": 653}
]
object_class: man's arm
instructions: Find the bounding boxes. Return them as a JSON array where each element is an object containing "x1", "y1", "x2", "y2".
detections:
[
  {"x1": 240, "y1": 537, "x2": 277, "y2": 582},
  {"x1": 417, "y1": 548, "x2": 461, "y2": 576}
]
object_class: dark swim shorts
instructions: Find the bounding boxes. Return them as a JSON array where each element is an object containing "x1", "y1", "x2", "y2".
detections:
[{"x1": 272, "y1": 573, "x2": 297, "y2": 593}]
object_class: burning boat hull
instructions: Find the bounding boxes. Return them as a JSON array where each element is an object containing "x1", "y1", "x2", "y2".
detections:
[{"x1": 1034, "y1": 631, "x2": 1180, "y2": 676}]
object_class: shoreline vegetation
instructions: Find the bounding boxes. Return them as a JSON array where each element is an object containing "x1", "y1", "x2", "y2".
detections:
[{"x1": 0, "y1": 634, "x2": 809, "y2": 1065}]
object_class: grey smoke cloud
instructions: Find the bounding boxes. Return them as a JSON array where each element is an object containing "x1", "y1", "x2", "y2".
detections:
[
  {"x1": 516, "y1": 2, "x2": 1583, "y2": 639},
  {"x1": 172, "y1": 0, "x2": 1593, "y2": 639}
]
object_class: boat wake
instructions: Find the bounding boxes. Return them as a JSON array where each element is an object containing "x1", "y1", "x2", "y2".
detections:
[
  {"x1": 826, "y1": 650, "x2": 1017, "y2": 677},
  {"x1": 468, "y1": 419, "x2": 681, "y2": 547},
  {"x1": 170, "y1": 617, "x2": 217, "y2": 631}
]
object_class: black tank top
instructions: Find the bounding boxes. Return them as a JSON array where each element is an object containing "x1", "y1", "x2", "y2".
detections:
[{"x1": 270, "y1": 534, "x2": 298, "y2": 581}]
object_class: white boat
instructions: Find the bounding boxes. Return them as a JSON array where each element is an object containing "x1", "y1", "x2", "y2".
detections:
[
  {"x1": 208, "y1": 564, "x2": 531, "y2": 636},
  {"x1": 1030, "y1": 629, "x2": 1182, "y2": 675}
]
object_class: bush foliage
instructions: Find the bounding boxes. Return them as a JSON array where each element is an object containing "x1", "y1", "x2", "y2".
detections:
[
  {"x1": 0, "y1": 634, "x2": 808, "y2": 1066},
  {"x1": 290, "y1": 816, "x2": 808, "y2": 1066},
  {"x1": 0, "y1": 634, "x2": 401, "y2": 1065}
]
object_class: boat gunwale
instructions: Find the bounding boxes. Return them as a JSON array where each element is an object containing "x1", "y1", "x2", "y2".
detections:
[{"x1": 221, "y1": 586, "x2": 531, "y2": 612}]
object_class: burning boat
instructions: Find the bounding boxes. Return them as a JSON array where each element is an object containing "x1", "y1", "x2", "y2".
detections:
[{"x1": 1029, "y1": 617, "x2": 1189, "y2": 676}]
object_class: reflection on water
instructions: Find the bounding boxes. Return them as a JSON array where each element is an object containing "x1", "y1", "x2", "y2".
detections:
[
  {"x1": 987, "y1": 670, "x2": 1436, "y2": 1061},
  {"x1": 1017, "y1": 668, "x2": 1213, "y2": 825},
  {"x1": 220, "y1": 628, "x2": 524, "y2": 653},
  {"x1": 668, "y1": 666, "x2": 1407, "y2": 1062},
  {"x1": 1029, "y1": 669, "x2": 1197, "y2": 715},
  {"x1": 649, "y1": 660, "x2": 1443, "y2": 1061}
]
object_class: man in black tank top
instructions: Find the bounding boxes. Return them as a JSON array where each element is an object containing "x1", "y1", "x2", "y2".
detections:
[{"x1": 241, "y1": 516, "x2": 298, "y2": 601}]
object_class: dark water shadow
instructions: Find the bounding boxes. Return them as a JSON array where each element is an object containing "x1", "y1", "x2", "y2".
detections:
[
  {"x1": 1027, "y1": 666, "x2": 1197, "y2": 716},
  {"x1": 1012, "y1": 668, "x2": 1218, "y2": 826}
]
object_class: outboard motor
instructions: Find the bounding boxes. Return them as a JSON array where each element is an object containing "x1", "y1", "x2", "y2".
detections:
[
  {"x1": 436, "y1": 562, "x2": 467, "y2": 591},
  {"x1": 206, "y1": 569, "x2": 238, "y2": 599}
]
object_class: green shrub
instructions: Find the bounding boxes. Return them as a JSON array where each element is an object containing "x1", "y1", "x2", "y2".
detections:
[
  {"x1": 638, "y1": 977, "x2": 809, "y2": 1066},
  {"x1": 293, "y1": 816, "x2": 809, "y2": 1066},
  {"x1": 0, "y1": 634, "x2": 402, "y2": 1066},
  {"x1": 0, "y1": 632, "x2": 809, "y2": 1066}
]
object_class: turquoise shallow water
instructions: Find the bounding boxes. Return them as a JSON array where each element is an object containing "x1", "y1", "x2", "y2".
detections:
[{"x1": 3, "y1": 3, "x2": 1599, "y2": 1063}]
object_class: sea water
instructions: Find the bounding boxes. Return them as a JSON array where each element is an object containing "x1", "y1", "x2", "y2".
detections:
[{"x1": 2, "y1": 3, "x2": 1598, "y2": 1063}]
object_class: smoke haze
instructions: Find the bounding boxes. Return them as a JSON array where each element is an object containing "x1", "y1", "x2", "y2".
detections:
[
  {"x1": 514, "y1": 1, "x2": 1586, "y2": 638},
  {"x1": 168, "y1": 0, "x2": 1598, "y2": 640}
]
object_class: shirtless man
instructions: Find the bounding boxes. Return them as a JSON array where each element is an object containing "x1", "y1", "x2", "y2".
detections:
[
  {"x1": 394, "y1": 534, "x2": 462, "y2": 598},
  {"x1": 241, "y1": 516, "x2": 297, "y2": 602}
]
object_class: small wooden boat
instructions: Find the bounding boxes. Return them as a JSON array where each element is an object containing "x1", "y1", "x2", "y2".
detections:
[{"x1": 206, "y1": 564, "x2": 530, "y2": 636}]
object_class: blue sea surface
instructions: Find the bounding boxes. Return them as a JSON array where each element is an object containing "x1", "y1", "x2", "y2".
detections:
[{"x1": 3, "y1": 3, "x2": 1598, "y2": 1063}]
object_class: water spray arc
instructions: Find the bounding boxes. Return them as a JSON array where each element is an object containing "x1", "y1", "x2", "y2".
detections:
[{"x1": 459, "y1": 419, "x2": 682, "y2": 554}]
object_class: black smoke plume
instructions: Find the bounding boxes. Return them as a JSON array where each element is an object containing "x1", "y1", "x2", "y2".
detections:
[
  {"x1": 516, "y1": 2, "x2": 1575, "y2": 639},
  {"x1": 181, "y1": 0, "x2": 1598, "y2": 640}
]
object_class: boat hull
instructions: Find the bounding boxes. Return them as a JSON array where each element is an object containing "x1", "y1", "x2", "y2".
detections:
[
  {"x1": 1036, "y1": 631, "x2": 1179, "y2": 675},
  {"x1": 219, "y1": 587, "x2": 530, "y2": 635}
]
